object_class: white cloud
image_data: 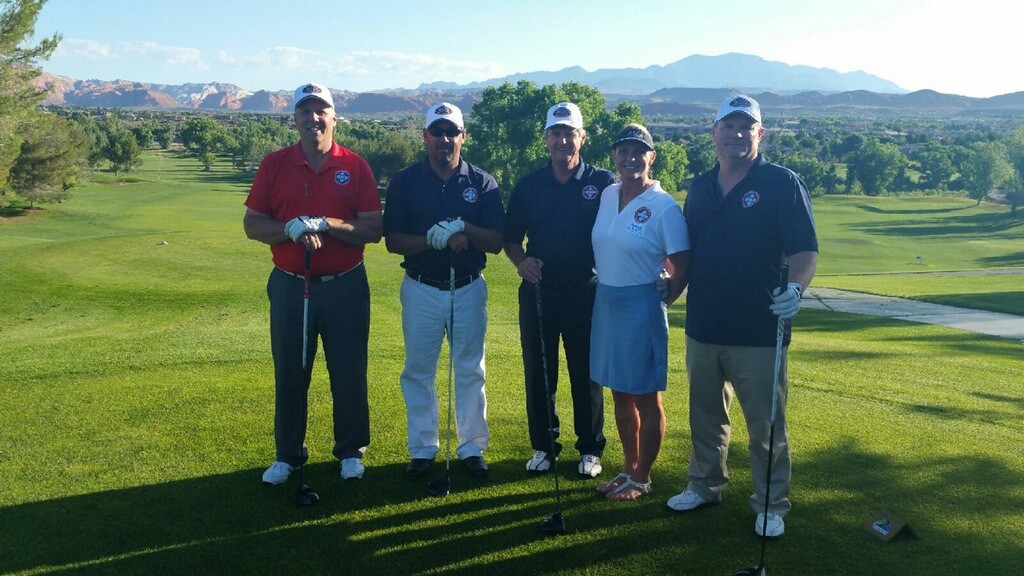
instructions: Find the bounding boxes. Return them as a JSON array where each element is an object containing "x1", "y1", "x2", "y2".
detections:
[
  {"x1": 216, "y1": 48, "x2": 505, "y2": 89},
  {"x1": 54, "y1": 38, "x2": 114, "y2": 60},
  {"x1": 122, "y1": 41, "x2": 207, "y2": 70}
]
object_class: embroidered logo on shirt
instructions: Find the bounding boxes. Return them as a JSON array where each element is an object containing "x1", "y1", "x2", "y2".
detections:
[
  {"x1": 634, "y1": 206, "x2": 652, "y2": 224},
  {"x1": 742, "y1": 191, "x2": 760, "y2": 208},
  {"x1": 462, "y1": 187, "x2": 479, "y2": 203},
  {"x1": 582, "y1": 185, "x2": 599, "y2": 200},
  {"x1": 334, "y1": 170, "x2": 351, "y2": 185}
]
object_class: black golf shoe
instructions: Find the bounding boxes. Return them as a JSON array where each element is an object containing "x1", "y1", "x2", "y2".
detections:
[
  {"x1": 462, "y1": 456, "x2": 489, "y2": 479},
  {"x1": 407, "y1": 458, "x2": 433, "y2": 480}
]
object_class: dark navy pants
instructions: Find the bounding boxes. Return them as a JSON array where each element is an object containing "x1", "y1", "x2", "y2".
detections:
[
  {"x1": 518, "y1": 280, "x2": 605, "y2": 458},
  {"x1": 267, "y1": 264, "x2": 370, "y2": 466}
]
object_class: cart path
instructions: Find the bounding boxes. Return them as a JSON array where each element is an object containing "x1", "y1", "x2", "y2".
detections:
[{"x1": 803, "y1": 286, "x2": 1024, "y2": 341}]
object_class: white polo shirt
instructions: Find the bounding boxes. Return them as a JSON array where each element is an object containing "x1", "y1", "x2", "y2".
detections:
[{"x1": 592, "y1": 181, "x2": 689, "y2": 287}]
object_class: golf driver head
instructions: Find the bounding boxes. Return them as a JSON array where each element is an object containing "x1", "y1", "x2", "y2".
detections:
[
  {"x1": 292, "y1": 483, "x2": 320, "y2": 507},
  {"x1": 732, "y1": 565, "x2": 766, "y2": 576},
  {"x1": 540, "y1": 512, "x2": 567, "y2": 535},
  {"x1": 426, "y1": 474, "x2": 450, "y2": 497}
]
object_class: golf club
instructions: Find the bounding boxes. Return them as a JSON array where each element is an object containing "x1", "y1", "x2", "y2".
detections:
[
  {"x1": 427, "y1": 263, "x2": 457, "y2": 497},
  {"x1": 534, "y1": 282, "x2": 567, "y2": 535},
  {"x1": 293, "y1": 248, "x2": 319, "y2": 506},
  {"x1": 733, "y1": 263, "x2": 789, "y2": 576}
]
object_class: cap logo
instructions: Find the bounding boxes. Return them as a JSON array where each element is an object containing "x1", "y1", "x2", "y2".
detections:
[
  {"x1": 435, "y1": 104, "x2": 452, "y2": 115},
  {"x1": 553, "y1": 106, "x2": 571, "y2": 117},
  {"x1": 626, "y1": 128, "x2": 644, "y2": 138},
  {"x1": 302, "y1": 84, "x2": 322, "y2": 94},
  {"x1": 729, "y1": 97, "x2": 751, "y2": 108}
]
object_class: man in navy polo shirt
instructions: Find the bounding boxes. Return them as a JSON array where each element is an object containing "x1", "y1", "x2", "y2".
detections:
[
  {"x1": 504, "y1": 102, "x2": 615, "y2": 479},
  {"x1": 666, "y1": 95, "x2": 818, "y2": 539},
  {"x1": 383, "y1": 102, "x2": 504, "y2": 481}
]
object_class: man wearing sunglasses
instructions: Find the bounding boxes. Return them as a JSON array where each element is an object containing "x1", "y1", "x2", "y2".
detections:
[
  {"x1": 504, "y1": 102, "x2": 615, "y2": 479},
  {"x1": 383, "y1": 102, "x2": 505, "y2": 481}
]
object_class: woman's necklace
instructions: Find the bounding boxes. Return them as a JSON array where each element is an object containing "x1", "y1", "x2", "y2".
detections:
[{"x1": 618, "y1": 180, "x2": 649, "y2": 211}]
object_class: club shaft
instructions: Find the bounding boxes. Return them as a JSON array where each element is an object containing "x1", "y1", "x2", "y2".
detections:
[{"x1": 535, "y1": 283, "x2": 563, "y2": 514}]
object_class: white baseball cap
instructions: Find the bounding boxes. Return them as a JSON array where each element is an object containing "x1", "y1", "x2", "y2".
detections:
[
  {"x1": 424, "y1": 102, "x2": 464, "y2": 130},
  {"x1": 714, "y1": 94, "x2": 761, "y2": 123},
  {"x1": 544, "y1": 102, "x2": 583, "y2": 130},
  {"x1": 294, "y1": 83, "x2": 334, "y2": 110}
]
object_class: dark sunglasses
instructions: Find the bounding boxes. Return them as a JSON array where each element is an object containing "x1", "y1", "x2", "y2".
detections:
[{"x1": 428, "y1": 126, "x2": 462, "y2": 138}]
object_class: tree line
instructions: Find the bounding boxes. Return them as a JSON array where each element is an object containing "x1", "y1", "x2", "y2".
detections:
[{"x1": 3, "y1": 0, "x2": 1024, "y2": 215}]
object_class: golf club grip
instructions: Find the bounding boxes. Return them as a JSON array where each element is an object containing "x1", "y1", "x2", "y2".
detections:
[
  {"x1": 305, "y1": 250, "x2": 311, "y2": 270},
  {"x1": 779, "y1": 263, "x2": 790, "y2": 292}
]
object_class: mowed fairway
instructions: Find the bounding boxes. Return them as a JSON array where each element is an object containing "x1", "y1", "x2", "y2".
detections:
[{"x1": 1, "y1": 150, "x2": 1022, "y2": 576}]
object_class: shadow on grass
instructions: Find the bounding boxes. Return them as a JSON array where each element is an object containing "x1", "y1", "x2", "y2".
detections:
[
  {"x1": 978, "y1": 251, "x2": 1024, "y2": 267},
  {"x1": 2, "y1": 441, "x2": 1022, "y2": 575},
  {"x1": 795, "y1": 310, "x2": 1024, "y2": 362},
  {"x1": 857, "y1": 204, "x2": 971, "y2": 215},
  {"x1": 847, "y1": 211, "x2": 1022, "y2": 238},
  {"x1": 0, "y1": 204, "x2": 28, "y2": 218}
]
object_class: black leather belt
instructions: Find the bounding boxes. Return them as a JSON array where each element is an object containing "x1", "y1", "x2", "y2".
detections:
[
  {"x1": 278, "y1": 261, "x2": 362, "y2": 282},
  {"x1": 407, "y1": 271, "x2": 480, "y2": 290}
]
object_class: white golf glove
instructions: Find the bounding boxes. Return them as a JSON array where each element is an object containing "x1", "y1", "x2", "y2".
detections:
[
  {"x1": 770, "y1": 282, "x2": 804, "y2": 320},
  {"x1": 655, "y1": 269, "x2": 670, "y2": 299},
  {"x1": 426, "y1": 217, "x2": 465, "y2": 250},
  {"x1": 284, "y1": 216, "x2": 327, "y2": 242}
]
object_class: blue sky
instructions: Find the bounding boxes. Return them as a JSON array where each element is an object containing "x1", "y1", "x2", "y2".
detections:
[{"x1": 35, "y1": 0, "x2": 1019, "y2": 98}]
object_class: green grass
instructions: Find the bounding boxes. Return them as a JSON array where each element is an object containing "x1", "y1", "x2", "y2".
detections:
[{"x1": 1, "y1": 151, "x2": 1022, "y2": 575}]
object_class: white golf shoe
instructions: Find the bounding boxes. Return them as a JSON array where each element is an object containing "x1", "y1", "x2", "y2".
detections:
[
  {"x1": 340, "y1": 458, "x2": 365, "y2": 480},
  {"x1": 755, "y1": 512, "x2": 785, "y2": 538},
  {"x1": 262, "y1": 461, "x2": 294, "y2": 485},
  {"x1": 666, "y1": 488, "x2": 716, "y2": 512},
  {"x1": 578, "y1": 454, "x2": 603, "y2": 478},
  {"x1": 526, "y1": 450, "x2": 553, "y2": 473}
]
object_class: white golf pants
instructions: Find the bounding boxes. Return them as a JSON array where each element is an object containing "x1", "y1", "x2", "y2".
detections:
[{"x1": 399, "y1": 274, "x2": 490, "y2": 460}]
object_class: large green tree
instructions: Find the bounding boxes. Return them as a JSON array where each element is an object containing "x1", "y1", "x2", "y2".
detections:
[
  {"x1": 0, "y1": 0, "x2": 60, "y2": 191},
  {"x1": 468, "y1": 81, "x2": 641, "y2": 196},
  {"x1": 960, "y1": 141, "x2": 1012, "y2": 205},
  {"x1": 847, "y1": 138, "x2": 907, "y2": 196},
  {"x1": 911, "y1": 141, "x2": 957, "y2": 191},
  {"x1": 9, "y1": 111, "x2": 88, "y2": 207},
  {"x1": 99, "y1": 115, "x2": 142, "y2": 175},
  {"x1": 179, "y1": 116, "x2": 234, "y2": 171}
]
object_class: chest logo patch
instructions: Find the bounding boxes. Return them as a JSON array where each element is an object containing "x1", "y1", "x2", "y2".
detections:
[
  {"x1": 334, "y1": 170, "x2": 351, "y2": 185},
  {"x1": 634, "y1": 206, "x2": 652, "y2": 224},
  {"x1": 742, "y1": 190, "x2": 760, "y2": 208},
  {"x1": 582, "y1": 185, "x2": 599, "y2": 200},
  {"x1": 462, "y1": 187, "x2": 479, "y2": 203}
]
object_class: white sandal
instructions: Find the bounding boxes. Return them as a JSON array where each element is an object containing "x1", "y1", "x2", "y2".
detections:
[
  {"x1": 607, "y1": 477, "x2": 653, "y2": 501},
  {"x1": 596, "y1": 472, "x2": 631, "y2": 494}
]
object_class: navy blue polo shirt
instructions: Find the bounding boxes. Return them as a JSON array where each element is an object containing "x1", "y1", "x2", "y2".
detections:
[
  {"x1": 684, "y1": 155, "x2": 818, "y2": 347},
  {"x1": 383, "y1": 157, "x2": 505, "y2": 281},
  {"x1": 505, "y1": 160, "x2": 615, "y2": 287}
]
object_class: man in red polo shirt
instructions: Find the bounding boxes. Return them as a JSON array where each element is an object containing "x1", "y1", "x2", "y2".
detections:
[{"x1": 243, "y1": 82, "x2": 383, "y2": 485}]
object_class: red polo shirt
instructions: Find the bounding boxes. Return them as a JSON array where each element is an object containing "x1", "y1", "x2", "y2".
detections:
[{"x1": 245, "y1": 141, "x2": 381, "y2": 275}]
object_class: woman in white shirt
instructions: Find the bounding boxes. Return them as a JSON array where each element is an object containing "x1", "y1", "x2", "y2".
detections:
[{"x1": 591, "y1": 124, "x2": 690, "y2": 501}]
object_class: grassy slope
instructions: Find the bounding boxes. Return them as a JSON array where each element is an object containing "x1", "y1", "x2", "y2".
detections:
[
  {"x1": 0, "y1": 152, "x2": 1021, "y2": 575},
  {"x1": 811, "y1": 195, "x2": 1024, "y2": 313}
]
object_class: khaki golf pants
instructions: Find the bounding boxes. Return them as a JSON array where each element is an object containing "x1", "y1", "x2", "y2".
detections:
[{"x1": 685, "y1": 337, "x2": 792, "y2": 516}]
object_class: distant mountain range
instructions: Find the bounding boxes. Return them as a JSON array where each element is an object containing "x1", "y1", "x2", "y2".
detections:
[
  {"x1": 35, "y1": 52, "x2": 1024, "y2": 115},
  {"x1": 416, "y1": 53, "x2": 905, "y2": 95}
]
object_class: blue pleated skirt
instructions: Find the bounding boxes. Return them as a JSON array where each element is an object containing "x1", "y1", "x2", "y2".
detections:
[{"x1": 589, "y1": 283, "x2": 668, "y2": 394}]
